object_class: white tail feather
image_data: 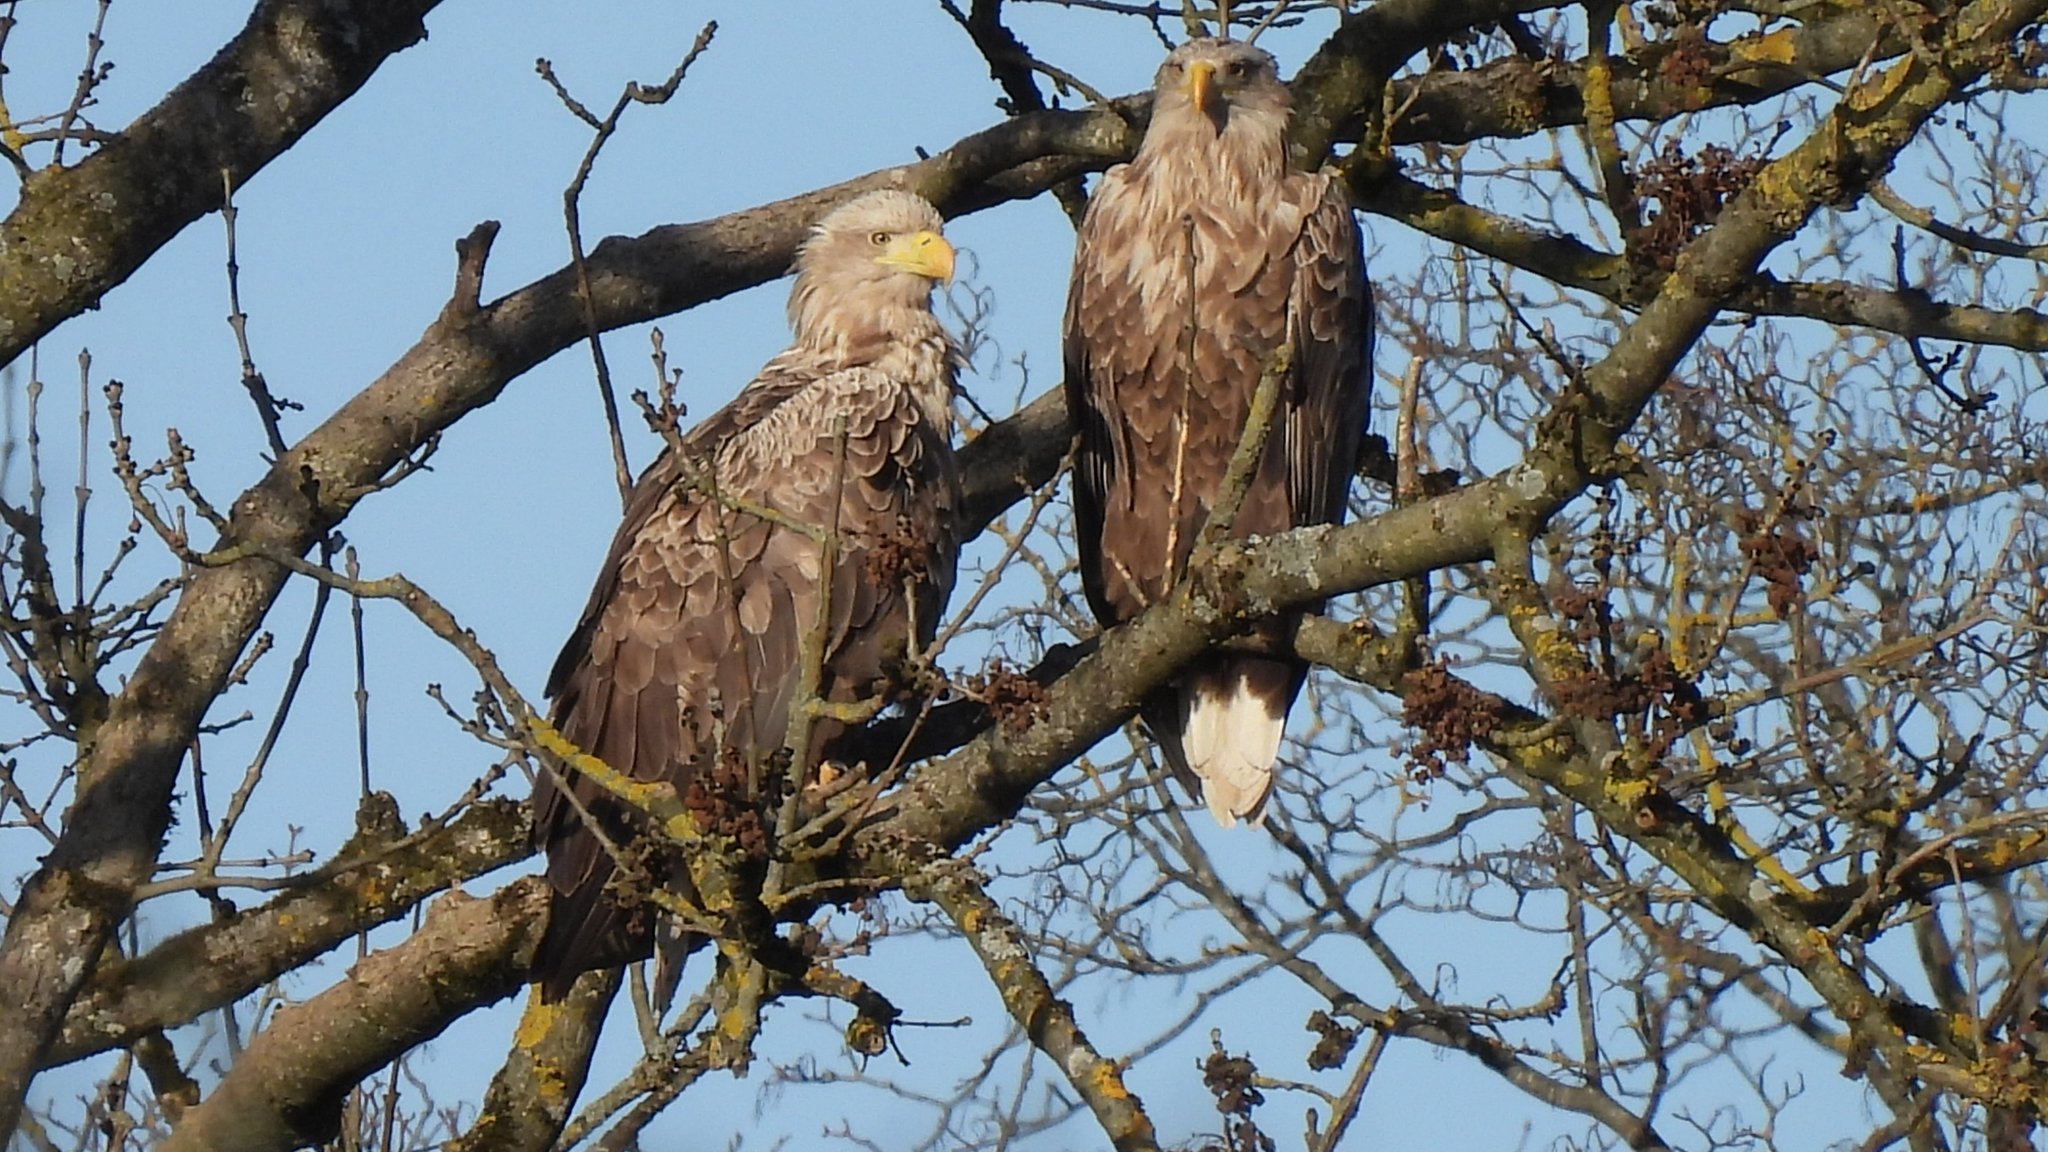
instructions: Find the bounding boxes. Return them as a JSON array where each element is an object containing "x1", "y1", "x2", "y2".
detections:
[{"x1": 1181, "y1": 677, "x2": 1285, "y2": 827}]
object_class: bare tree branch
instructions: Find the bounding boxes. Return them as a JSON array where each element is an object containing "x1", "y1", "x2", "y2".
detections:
[
  {"x1": 0, "y1": 0, "x2": 442, "y2": 369},
  {"x1": 156, "y1": 880, "x2": 548, "y2": 1152}
]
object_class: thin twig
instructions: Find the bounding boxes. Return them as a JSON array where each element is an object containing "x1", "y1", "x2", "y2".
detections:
[
  {"x1": 1195, "y1": 344, "x2": 1292, "y2": 555},
  {"x1": 221, "y1": 169, "x2": 294, "y2": 458},
  {"x1": 542, "y1": 21, "x2": 719, "y2": 509},
  {"x1": 198, "y1": 544, "x2": 334, "y2": 889},
  {"x1": 51, "y1": 0, "x2": 110, "y2": 166},
  {"x1": 783, "y1": 416, "x2": 849, "y2": 786},
  {"x1": 348, "y1": 546, "x2": 372, "y2": 796},
  {"x1": 71, "y1": 351, "x2": 89, "y2": 610},
  {"x1": 0, "y1": 2, "x2": 31, "y2": 181}
]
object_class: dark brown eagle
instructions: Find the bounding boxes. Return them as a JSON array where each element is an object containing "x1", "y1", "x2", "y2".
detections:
[
  {"x1": 1064, "y1": 38, "x2": 1373, "y2": 825},
  {"x1": 532, "y1": 191, "x2": 962, "y2": 999}
]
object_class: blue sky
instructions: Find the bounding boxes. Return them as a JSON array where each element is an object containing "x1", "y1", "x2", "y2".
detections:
[{"x1": 0, "y1": 4, "x2": 1887, "y2": 1149}]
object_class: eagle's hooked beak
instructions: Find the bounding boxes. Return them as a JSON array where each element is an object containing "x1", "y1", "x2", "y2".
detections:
[
  {"x1": 880, "y1": 230, "x2": 955, "y2": 283},
  {"x1": 1186, "y1": 59, "x2": 1218, "y2": 116}
]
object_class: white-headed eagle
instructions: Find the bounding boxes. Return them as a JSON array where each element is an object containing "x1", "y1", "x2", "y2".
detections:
[
  {"x1": 1064, "y1": 38, "x2": 1374, "y2": 825},
  {"x1": 532, "y1": 191, "x2": 962, "y2": 999}
]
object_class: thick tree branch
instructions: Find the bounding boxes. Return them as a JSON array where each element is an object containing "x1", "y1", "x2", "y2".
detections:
[
  {"x1": 1384, "y1": 5, "x2": 1892, "y2": 147},
  {"x1": 43, "y1": 795, "x2": 529, "y2": 1069},
  {"x1": 1488, "y1": 6, "x2": 2048, "y2": 1105},
  {"x1": 448, "y1": 968, "x2": 620, "y2": 1152},
  {"x1": 912, "y1": 864, "x2": 1160, "y2": 1152},
  {"x1": 1745, "y1": 277, "x2": 2048, "y2": 349},
  {"x1": 156, "y1": 880, "x2": 548, "y2": 1152},
  {"x1": 0, "y1": 0, "x2": 440, "y2": 370},
  {"x1": 1353, "y1": 166, "x2": 2048, "y2": 350},
  {"x1": 958, "y1": 388, "x2": 1071, "y2": 536},
  {"x1": 1289, "y1": 0, "x2": 1566, "y2": 163},
  {"x1": 4, "y1": 0, "x2": 2040, "y2": 1135},
  {"x1": 852, "y1": 482, "x2": 1523, "y2": 869}
]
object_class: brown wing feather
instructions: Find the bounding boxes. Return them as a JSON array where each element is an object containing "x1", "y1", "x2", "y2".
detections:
[
  {"x1": 1283, "y1": 174, "x2": 1372, "y2": 531},
  {"x1": 532, "y1": 358, "x2": 957, "y2": 1000},
  {"x1": 1062, "y1": 165, "x2": 1137, "y2": 624}
]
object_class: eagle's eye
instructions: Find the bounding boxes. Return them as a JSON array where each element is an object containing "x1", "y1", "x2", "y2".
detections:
[
  {"x1": 1226, "y1": 60, "x2": 1249, "y2": 77},
  {"x1": 870, "y1": 231, "x2": 892, "y2": 246}
]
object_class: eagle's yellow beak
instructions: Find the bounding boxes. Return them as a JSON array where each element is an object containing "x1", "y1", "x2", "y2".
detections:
[
  {"x1": 1186, "y1": 59, "x2": 1218, "y2": 115},
  {"x1": 880, "y1": 230, "x2": 955, "y2": 282}
]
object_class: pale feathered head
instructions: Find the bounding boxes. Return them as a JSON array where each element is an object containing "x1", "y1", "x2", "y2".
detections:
[
  {"x1": 787, "y1": 190, "x2": 954, "y2": 351},
  {"x1": 1144, "y1": 38, "x2": 1290, "y2": 162}
]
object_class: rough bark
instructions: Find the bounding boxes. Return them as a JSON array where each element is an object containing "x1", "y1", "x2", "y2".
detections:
[
  {"x1": 45, "y1": 796, "x2": 529, "y2": 1068},
  {"x1": 914, "y1": 867, "x2": 1160, "y2": 1152},
  {"x1": 156, "y1": 881, "x2": 548, "y2": 1152},
  {"x1": 1382, "y1": 5, "x2": 1892, "y2": 148},
  {"x1": 446, "y1": 968, "x2": 621, "y2": 1152}
]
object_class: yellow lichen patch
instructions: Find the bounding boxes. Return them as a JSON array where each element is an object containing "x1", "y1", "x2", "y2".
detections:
[
  {"x1": 1692, "y1": 732, "x2": 1722, "y2": 790},
  {"x1": 0, "y1": 93, "x2": 26, "y2": 157},
  {"x1": 355, "y1": 875, "x2": 391, "y2": 907},
  {"x1": 844, "y1": 1013, "x2": 889, "y2": 1057},
  {"x1": 505, "y1": 1001, "x2": 576, "y2": 1106},
  {"x1": 1667, "y1": 547, "x2": 1701, "y2": 676},
  {"x1": 663, "y1": 812, "x2": 707, "y2": 845},
  {"x1": 1792, "y1": 927, "x2": 1833, "y2": 964},
  {"x1": 533, "y1": 1059, "x2": 569, "y2": 1107},
  {"x1": 1946, "y1": 1014, "x2": 1982, "y2": 1051},
  {"x1": 1747, "y1": 161, "x2": 1804, "y2": 211},
  {"x1": 1604, "y1": 776, "x2": 1651, "y2": 808},
  {"x1": 1086, "y1": 1060, "x2": 1156, "y2": 1141},
  {"x1": 1507, "y1": 601, "x2": 1585, "y2": 674},
  {"x1": 718, "y1": 1004, "x2": 754, "y2": 1041},
  {"x1": 1733, "y1": 28, "x2": 1800, "y2": 68},
  {"x1": 513, "y1": 994, "x2": 560, "y2": 1049},
  {"x1": 1977, "y1": 828, "x2": 2048, "y2": 868},
  {"x1": 1089, "y1": 1059, "x2": 1131, "y2": 1101},
  {"x1": 1549, "y1": 754, "x2": 1595, "y2": 789},
  {"x1": 527, "y1": 715, "x2": 672, "y2": 815},
  {"x1": 1531, "y1": 629, "x2": 1584, "y2": 673},
  {"x1": 1846, "y1": 58, "x2": 1914, "y2": 114}
]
